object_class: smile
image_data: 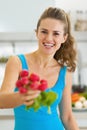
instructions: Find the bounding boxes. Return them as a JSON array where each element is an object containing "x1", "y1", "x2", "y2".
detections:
[{"x1": 43, "y1": 43, "x2": 55, "y2": 47}]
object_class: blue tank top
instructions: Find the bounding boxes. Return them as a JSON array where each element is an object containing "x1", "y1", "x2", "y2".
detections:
[{"x1": 14, "y1": 54, "x2": 67, "y2": 130}]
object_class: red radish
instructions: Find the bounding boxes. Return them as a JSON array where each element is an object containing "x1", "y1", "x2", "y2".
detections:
[
  {"x1": 20, "y1": 69, "x2": 29, "y2": 78},
  {"x1": 19, "y1": 87, "x2": 27, "y2": 93},
  {"x1": 29, "y1": 81, "x2": 39, "y2": 90},
  {"x1": 29, "y1": 73, "x2": 40, "y2": 82},
  {"x1": 38, "y1": 82, "x2": 48, "y2": 91},
  {"x1": 21, "y1": 77, "x2": 29, "y2": 85},
  {"x1": 16, "y1": 80, "x2": 23, "y2": 88}
]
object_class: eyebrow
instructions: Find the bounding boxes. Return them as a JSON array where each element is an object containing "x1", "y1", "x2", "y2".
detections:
[{"x1": 40, "y1": 28, "x2": 62, "y2": 33}]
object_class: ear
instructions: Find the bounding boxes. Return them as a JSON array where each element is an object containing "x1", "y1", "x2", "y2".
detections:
[
  {"x1": 35, "y1": 29, "x2": 38, "y2": 37},
  {"x1": 62, "y1": 33, "x2": 68, "y2": 43},
  {"x1": 34, "y1": 29, "x2": 38, "y2": 37}
]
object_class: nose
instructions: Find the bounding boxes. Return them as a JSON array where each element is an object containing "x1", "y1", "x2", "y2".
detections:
[{"x1": 45, "y1": 33, "x2": 53, "y2": 42}]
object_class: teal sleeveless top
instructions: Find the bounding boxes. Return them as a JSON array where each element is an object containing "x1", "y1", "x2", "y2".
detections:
[{"x1": 14, "y1": 54, "x2": 67, "y2": 130}]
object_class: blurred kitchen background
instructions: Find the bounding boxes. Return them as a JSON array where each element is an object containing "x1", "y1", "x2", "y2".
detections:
[{"x1": 0, "y1": 0, "x2": 87, "y2": 130}]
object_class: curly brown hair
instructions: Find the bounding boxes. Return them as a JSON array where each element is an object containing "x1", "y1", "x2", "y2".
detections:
[{"x1": 36, "y1": 7, "x2": 77, "y2": 72}]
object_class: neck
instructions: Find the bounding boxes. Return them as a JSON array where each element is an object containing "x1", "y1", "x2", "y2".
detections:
[{"x1": 32, "y1": 50, "x2": 55, "y2": 68}]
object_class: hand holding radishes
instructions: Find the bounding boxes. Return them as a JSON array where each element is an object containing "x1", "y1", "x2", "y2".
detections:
[{"x1": 16, "y1": 70, "x2": 58, "y2": 114}]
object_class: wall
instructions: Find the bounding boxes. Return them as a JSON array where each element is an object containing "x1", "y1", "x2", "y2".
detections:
[
  {"x1": 0, "y1": 0, "x2": 54, "y2": 32},
  {"x1": 55, "y1": 0, "x2": 87, "y2": 11}
]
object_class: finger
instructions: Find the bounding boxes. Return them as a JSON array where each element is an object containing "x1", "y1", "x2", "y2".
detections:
[
  {"x1": 26, "y1": 90, "x2": 41, "y2": 95},
  {"x1": 25, "y1": 93, "x2": 40, "y2": 101},
  {"x1": 24, "y1": 100, "x2": 34, "y2": 106}
]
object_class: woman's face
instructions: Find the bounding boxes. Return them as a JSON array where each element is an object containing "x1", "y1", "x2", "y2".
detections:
[{"x1": 36, "y1": 18, "x2": 67, "y2": 55}]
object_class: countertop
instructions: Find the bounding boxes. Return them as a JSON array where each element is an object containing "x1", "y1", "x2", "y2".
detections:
[
  {"x1": 73, "y1": 111, "x2": 87, "y2": 128},
  {"x1": 0, "y1": 109, "x2": 87, "y2": 128}
]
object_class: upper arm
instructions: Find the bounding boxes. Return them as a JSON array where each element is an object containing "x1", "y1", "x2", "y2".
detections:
[
  {"x1": 0, "y1": 56, "x2": 22, "y2": 92},
  {"x1": 59, "y1": 70, "x2": 72, "y2": 119}
]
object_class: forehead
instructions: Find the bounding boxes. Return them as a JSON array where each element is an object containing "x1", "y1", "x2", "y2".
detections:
[{"x1": 39, "y1": 18, "x2": 65, "y2": 31}]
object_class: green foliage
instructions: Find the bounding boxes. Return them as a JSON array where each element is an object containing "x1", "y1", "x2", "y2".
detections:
[
  {"x1": 79, "y1": 92, "x2": 87, "y2": 99},
  {"x1": 25, "y1": 91, "x2": 58, "y2": 114},
  {"x1": 72, "y1": 102, "x2": 75, "y2": 107}
]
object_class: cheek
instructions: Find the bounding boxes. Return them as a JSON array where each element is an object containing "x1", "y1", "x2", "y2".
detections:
[
  {"x1": 37, "y1": 33, "x2": 45, "y2": 41},
  {"x1": 56, "y1": 36, "x2": 65, "y2": 44},
  {"x1": 55, "y1": 40, "x2": 62, "y2": 50},
  {"x1": 56, "y1": 43, "x2": 62, "y2": 49}
]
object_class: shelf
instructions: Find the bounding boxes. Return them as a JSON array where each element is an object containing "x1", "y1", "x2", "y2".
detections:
[
  {"x1": 73, "y1": 111, "x2": 87, "y2": 128},
  {"x1": 0, "y1": 109, "x2": 14, "y2": 116},
  {"x1": 73, "y1": 31, "x2": 87, "y2": 42},
  {"x1": 0, "y1": 32, "x2": 37, "y2": 42}
]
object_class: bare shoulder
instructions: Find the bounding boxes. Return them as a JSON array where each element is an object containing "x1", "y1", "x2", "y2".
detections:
[
  {"x1": 66, "y1": 70, "x2": 72, "y2": 78},
  {"x1": 6, "y1": 56, "x2": 21, "y2": 70},
  {"x1": 65, "y1": 69, "x2": 72, "y2": 87},
  {"x1": 7, "y1": 55, "x2": 21, "y2": 68},
  {"x1": 5, "y1": 55, "x2": 22, "y2": 79},
  {"x1": 0, "y1": 55, "x2": 22, "y2": 92}
]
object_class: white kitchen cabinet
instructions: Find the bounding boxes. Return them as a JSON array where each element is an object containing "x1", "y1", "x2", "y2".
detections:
[
  {"x1": 0, "y1": 109, "x2": 14, "y2": 116},
  {"x1": 73, "y1": 31, "x2": 87, "y2": 42},
  {"x1": 0, "y1": 115, "x2": 14, "y2": 130},
  {"x1": 80, "y1": 128, "x2": 87, "y2": 130},
  {"x1": 73, "y1": 111, "x2": 87, "y2": 130},
  {"x1": 0, "y1": 32, "x2": 38, "y2": 55}
]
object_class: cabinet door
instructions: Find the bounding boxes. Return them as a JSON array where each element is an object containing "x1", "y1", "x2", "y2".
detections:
[{"x1": 80, "y1": 128, "x2": 87, "y2": 130}]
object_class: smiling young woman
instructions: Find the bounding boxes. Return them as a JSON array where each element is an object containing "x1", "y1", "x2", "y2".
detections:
[{"x1": 0, "y1": 7, "x2": 79, "y2": 130}]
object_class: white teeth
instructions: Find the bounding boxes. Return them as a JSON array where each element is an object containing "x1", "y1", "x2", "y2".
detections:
[{"x1": 44, "y1": 43, "x2": 54, "y2": 47}]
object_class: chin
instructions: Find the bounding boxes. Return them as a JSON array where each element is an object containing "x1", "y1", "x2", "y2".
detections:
[{"x1": 43, "y1": 50, "x2": 55, "y2": 56}]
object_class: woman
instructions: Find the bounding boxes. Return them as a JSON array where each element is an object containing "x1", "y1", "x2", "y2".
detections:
[{"x1": 0, "y1": 7, "x2": 79, "y2": 130}]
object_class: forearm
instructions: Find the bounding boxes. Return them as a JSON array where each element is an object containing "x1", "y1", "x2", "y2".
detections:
[
  {"x1": 0, "y1": 92, "x2": 23, "y2": 109},
  {"x1": 62, "y1": 114, "x2": 79, "y2": 130}
]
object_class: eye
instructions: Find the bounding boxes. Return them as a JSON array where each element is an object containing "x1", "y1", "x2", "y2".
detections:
[
  {"x1": 53, "y1": 32, "x2": 60, "y2": 36},
  {"x1": 41, "y1": 30, "x2": 47, "y2": 34}
]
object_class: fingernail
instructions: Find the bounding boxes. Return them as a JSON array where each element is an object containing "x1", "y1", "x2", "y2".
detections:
[
  {"x1": 35, "y1": 93, "x2": 39, "y2": 97},
  {"x1": 37, "y1": 91, "x2": 41, "y2": 94}
]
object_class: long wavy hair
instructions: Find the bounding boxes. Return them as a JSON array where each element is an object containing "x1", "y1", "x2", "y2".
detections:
[{"x1": 36, "y1": 7, "x2": 77, "y2": 72}]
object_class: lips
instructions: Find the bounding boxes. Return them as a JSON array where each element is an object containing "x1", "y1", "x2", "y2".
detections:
[{"x1": 43, "y1": 43, "x2": 55, "y2": 48}]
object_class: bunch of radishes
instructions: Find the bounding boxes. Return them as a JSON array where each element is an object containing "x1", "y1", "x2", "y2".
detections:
[
  {"x1": 16, "y1": 69, "x2": 48, "y2": 93},
  {"x1": 16, "y1": 69, "x2": 58, "y2": 114}
]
